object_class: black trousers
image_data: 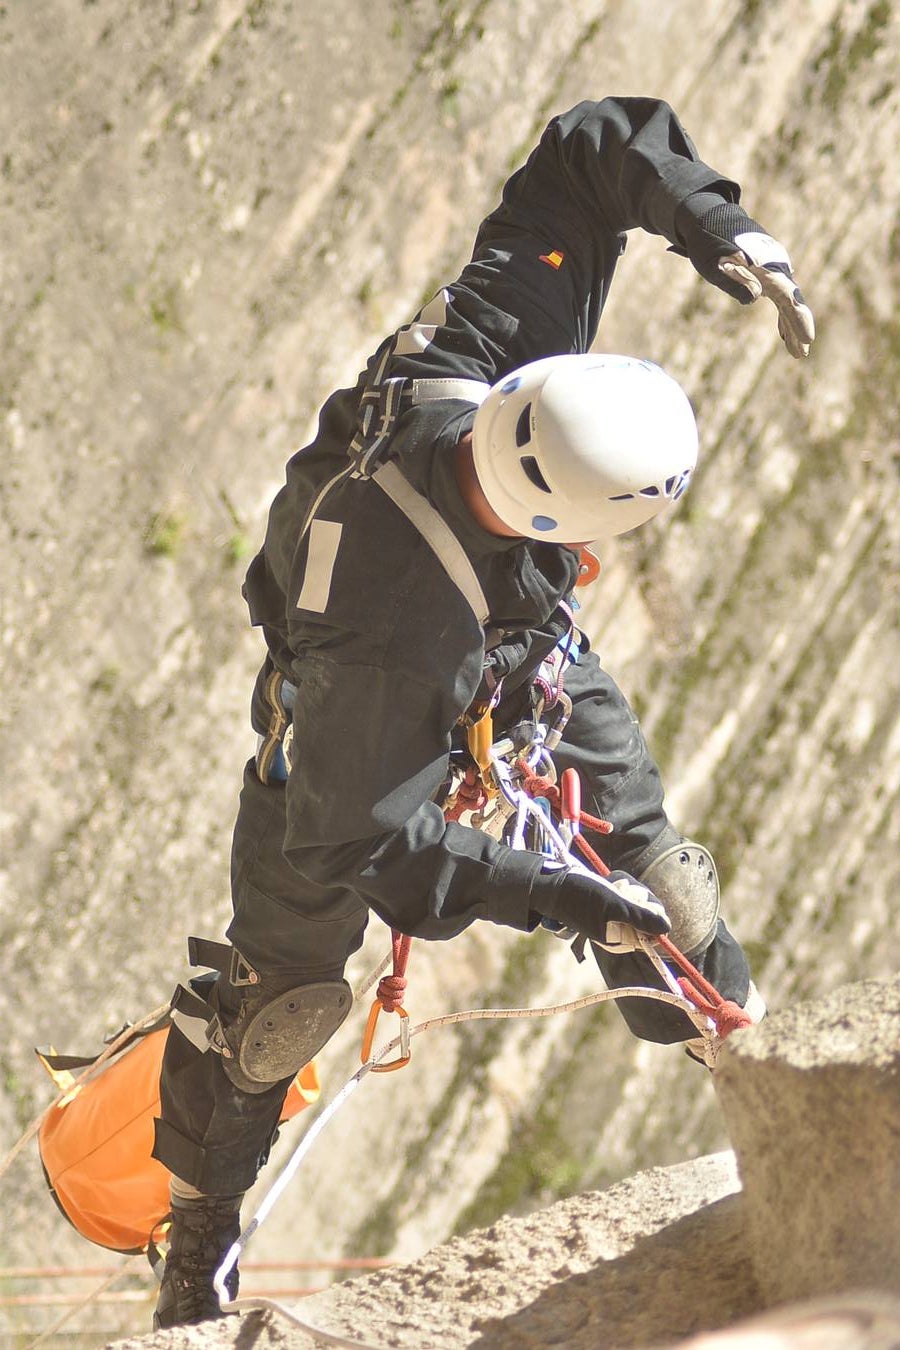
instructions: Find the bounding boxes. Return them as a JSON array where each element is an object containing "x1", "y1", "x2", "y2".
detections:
[{"x1": 154, "y1": 650, "x2": 750, "y2": 1193}]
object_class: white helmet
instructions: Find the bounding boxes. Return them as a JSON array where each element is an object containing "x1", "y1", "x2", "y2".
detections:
[{"x1": 471, "y1": 353, "x2": 699, "y2": 542}]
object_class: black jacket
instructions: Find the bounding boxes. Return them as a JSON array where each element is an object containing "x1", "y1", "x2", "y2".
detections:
[{"x1": 242, "y1": 97, "x2": 748, "y2": 941}]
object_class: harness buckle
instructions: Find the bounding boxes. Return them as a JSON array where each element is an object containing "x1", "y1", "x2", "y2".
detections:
[{"x1": 347, "y1": 377, "x2": 411, "y2": 479}]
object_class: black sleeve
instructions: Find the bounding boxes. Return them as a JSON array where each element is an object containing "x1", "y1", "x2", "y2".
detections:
[
  {"x1": 525, "y1": 98, "x2": 772, "y2": 305},
  {"x1": 489, "y1": 96, "x2": 742, "y2": 245},
  {"x1": 380, "y1": 97, "x2": 759, "y2": 380}
]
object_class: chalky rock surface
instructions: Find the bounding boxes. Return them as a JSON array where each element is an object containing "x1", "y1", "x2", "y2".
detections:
[
  {"x1": 713, "y1": 974, "x2": 900, "y2": 1305},
  {"x1": 110, "y1": 1152, "x2": 754, "y2": 1349}
]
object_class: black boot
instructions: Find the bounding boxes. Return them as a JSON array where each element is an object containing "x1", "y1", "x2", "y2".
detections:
[{"x1": 153, "y1": 1192, "x2": 243, "y2": 1329}]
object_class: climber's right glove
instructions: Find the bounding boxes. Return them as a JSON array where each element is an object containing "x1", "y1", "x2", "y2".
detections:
[{"x1": 535, "y1": 865, "x2": 671, "y2": 954}]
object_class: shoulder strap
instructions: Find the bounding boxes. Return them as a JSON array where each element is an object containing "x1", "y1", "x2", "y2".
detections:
[
  {"x1": 372, "y1": 461, "x2": 490, "y2": 625},
  {"x1": 410, "y1": 377, "x2": 490, "y2": 407}
]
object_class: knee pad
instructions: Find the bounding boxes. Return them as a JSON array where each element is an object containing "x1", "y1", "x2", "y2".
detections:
[
  {"x1": 636, "y1": 837, "x2": 720, "y2": 957},
  {"x1": 220, "y1": 979, "x2": 352, "y2": 1094},
  {"x1": 169, "y1": 938, "x2": 352, "y2": 1095}
]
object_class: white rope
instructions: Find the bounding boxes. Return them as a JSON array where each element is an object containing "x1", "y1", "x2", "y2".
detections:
[
  {"x1": 215, "y1": 976, "x2": 711, "y2": 1335},
  {"x1": 352, "y1": 950, "x2": 392, "y2": 1002},
  {"x1": 213, "y1": 740, "x2": 720, "y2": 1338},
  {"x1": 216, "y1": 1296, "x2": 393, "y2": 1349},
  {"x1": 9, "y1": 720, "x2": 715, "y2": 1349}
]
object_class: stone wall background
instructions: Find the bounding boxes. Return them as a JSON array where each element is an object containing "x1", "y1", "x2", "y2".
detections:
[{"x1": 1, "y1": 0, "x2": 898, "y2": 1341}]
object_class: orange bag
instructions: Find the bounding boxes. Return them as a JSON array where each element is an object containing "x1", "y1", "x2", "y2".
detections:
[{"x1": 37, "y1": 1022, "x2": 320, "y2": 1253}]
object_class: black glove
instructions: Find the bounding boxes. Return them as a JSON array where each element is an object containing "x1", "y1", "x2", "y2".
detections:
[
  {"x1": 680, "y1": 201, "x2": 815, "y2": 359},
  {"x1": 537, "y1": 866, "x2": 671, "y2": 954}
]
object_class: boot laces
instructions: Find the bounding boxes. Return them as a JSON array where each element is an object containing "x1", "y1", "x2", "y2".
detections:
[{"x1": 160, "y1": 1199, "x2": 241, "y2": 1324}]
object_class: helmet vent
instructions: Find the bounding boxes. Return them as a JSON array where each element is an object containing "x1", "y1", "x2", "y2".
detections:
[
  {"x1": 520, "y1": 455, "x2": 551, "y2": 493},
  {"x1": 609, "y1": 492, "x2": 634, "y2": 501},
  {"x1": 672, "y1": 468, "x2": 692, "y2": 499},
  {"x1": 639, "y1": 485, "x2": 660, "y2": 497},
  {"x1": 515, "y1": 404, "x2": 533, "y2": 447}
]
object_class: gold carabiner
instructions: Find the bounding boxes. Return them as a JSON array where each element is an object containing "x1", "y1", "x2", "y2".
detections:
[
  {"x1": 360, "y1": 1000, "x2": 411, "y2": 1073},
  {"x1": 467, "y1": 707, "x2": 499, "y2": 797}
]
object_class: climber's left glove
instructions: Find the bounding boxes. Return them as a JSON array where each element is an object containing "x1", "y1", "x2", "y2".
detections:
[
  {"x1": 717, "y1": 229, "x2": 815, "y2": 359},
  {"x1": 680, "y1": 201, "x2": 815, "y2": 359}
]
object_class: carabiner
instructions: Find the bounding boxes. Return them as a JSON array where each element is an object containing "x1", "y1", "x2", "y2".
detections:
[
  {"x1": 467, "y1": 708, "x2": 499, "y2": 797},
  {"x1": 360, "y1": 1000, "x2": 411, "y2": 1072}
]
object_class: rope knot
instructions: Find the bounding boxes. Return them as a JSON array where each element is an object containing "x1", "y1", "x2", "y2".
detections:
[
  {"x1": 712, "y1": 999, "x2": 753, "y2": 1037},
  {"x1": 518, "y1": 762, "x2": 560, "y2": 807},
  {"x1": 676, "y1": 976, "x2": 753, "y2": 1041},
  {"x1": 376, "y1": 973, "x2": 408, "y2": 1014}
]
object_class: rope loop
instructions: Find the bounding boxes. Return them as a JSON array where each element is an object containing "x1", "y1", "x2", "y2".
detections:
[
  {"x1": 712, "y1": 1000, "x2": 753, "y2": 1037},
  {"x1": 518, "y1": 763, "x2": 560, "y2": 807},
  {"x1": 360, "y1": 930, "x2": 413, "y2": 1070},
  {"x1": 675, "y1": 977, "x2": 752, "y2": 1036}
]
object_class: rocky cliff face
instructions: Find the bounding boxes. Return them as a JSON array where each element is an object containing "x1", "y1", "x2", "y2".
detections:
[
  {"x1": 106, "y1": 975, "x2": 900, "y2": 1348},
  {"x1": 1, "y1": 1, "x2": 898, "y2": 1344}
]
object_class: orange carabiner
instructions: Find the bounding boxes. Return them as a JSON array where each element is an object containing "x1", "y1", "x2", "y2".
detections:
[{"x1": 360, "y1": 1000, "x2": 411, "y2": 1072}]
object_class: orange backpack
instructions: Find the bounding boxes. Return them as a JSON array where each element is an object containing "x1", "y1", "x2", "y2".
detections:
[{"x1": 37, "y1": 1020, "x2": 319, "y2": 1254}]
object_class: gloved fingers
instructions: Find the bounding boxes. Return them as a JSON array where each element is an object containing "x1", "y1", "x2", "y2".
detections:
[
  {"x1": 718, "y1": 237, "x2": 815, "y2": 359},
  {"x1": 605, "y1": 872, "x2": 670, "y2": 936},
  {"x1": 772, "y1": 274, "x2": 816, "y2": 358},
  {"x1": 718, "y1": 256, "x2": 763, "y2": 300},
  {"x1": 591, "y1": 921, "x2": 644, "y2": 954},
  {"x1": 539, "y1": 865, "x2": 671, "y2": 949}
]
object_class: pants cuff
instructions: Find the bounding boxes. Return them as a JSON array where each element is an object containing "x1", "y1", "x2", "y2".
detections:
[{"x1": 152, "y1": 1118, "x2": 264, "y2": 1196}]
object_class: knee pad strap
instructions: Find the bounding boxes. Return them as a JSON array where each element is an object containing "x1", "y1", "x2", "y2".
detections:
[{"x1": 170, "y1": 937, "x2": 352, "y2": 1094}]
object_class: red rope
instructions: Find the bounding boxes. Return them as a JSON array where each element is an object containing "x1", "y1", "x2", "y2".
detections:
[
  {"x1": 444, "y1": 766, "x2": 489, "y2": 822},
  {"x1": 674, "y1": 976, "x2": 752, "y2": 1036},
  {"x1": 376, "y1": 931, "x2": 412, "y2": 1013},
  {"x1": 517, "y1": 760, "x2": 751, "y2": 1037},
  {"x1": 518, "y1": 762, "x2": 614, "y2": 837}
]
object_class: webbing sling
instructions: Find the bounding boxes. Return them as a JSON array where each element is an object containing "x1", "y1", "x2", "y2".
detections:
[
  {"x1": 331, "y1": 371, "x2": 492, "y2": 627},
  {"x1": 372, "y1": 461, "x2": 489, "y2": 626},
  {"x1": 373, "y1": 376, "x2": 491, "y2": 623}
]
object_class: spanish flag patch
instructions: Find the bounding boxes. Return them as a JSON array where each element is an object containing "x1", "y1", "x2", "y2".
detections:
[{"x1": 539, "y1": 249, "x2": 565, "y2": 270}]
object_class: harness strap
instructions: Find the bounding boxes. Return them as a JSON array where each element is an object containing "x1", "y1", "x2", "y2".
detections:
[
  {"x1": 410, "y1": 377, "x2": 490, "y2": 406},
  {"x1": 373, "y1": 461, "x2": 490, "y2": 625},
  {"x1": 169, "y1": 983, "x2": 224, "y2": 1055},
  {"x1": 349, "y1": 374, "x2": 489, "y2": 479}
]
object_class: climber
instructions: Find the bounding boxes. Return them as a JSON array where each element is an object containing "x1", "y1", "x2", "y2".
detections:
[{"x1": 150, "y1": 96, "x2": 814, "y2": 1328}]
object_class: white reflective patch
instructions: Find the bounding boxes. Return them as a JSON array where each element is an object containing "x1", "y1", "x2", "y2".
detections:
[
  {"x1": 393, "y1": 288, "x2": 450, "y2": 356},
  {"x1": 394, "y1": 324, "x2": 438, "y2": 356},
  {"x1": 411, "y1": 377, "x2": 490, "y2": 406},
  {"x1": 296, "y1": 519, "x2": 343, "y2": 613},
  {"x1": 419, "y1": 288, "x2": 450, "y2": 325}
]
